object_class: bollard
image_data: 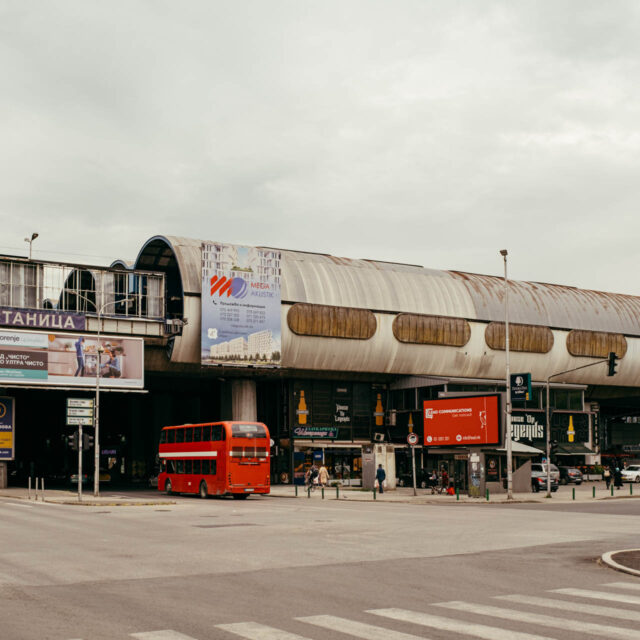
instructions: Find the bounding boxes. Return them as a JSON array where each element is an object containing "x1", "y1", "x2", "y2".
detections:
[
  {"x1": 630, "y1": 484, "x2": 633, "y2": 496},
  {"x1": 41, "y1": 478, "x2": 45, "y2": 501},
  {"x1": 572, "y1": 487, "x2": 575, "y2": 501},
  {"x1": 28, "y1": 477, "x2": 31, "y2": 500},
  {"x1": 456, "y1": 487, "x2": 459, "y2": 501},
  {"x1": 34, "y1": 477, "x2": 39, "y2": 501},
  {"x1": 486, "y1": 488, "x2": 489, "y2": 501},
  {"x1": 611, "y1": 485, "x2": 614, "y2": 497},
  {"x1": 321, "y1": 487, "x2": 325, "y2": 499},
  {"x1": 373, "y1": 487, "x2": 377, "y2": 500},
  {"x1": 592, "y1": 486, "x2": 595, "y2": 498},
  {"x1": 295, "y1": 485, "x2": 298, "y2": 497},
  {"x1": 336, "y1": 485, "x2": 339, "y2": 500}
]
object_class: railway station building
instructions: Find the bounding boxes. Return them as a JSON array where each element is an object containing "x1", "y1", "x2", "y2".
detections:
[{"x1": 2, "y1": 235, "x2": 640, "y2": 492}]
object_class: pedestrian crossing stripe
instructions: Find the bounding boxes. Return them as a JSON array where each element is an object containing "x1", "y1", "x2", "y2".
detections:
[
  {"x1": 497, "y1": 593, "x2": 640, "y2": 623},
  {"x1": 368, "y1": 608, "x2": 556, "y2": 640},
  {"x1": 551, "y1": 587, "x2": 640, "y2": 606},
  {"x1": 296, "y1": 615, "x2": 422, "y2": 640},
  {"x1": 434, "y1": 600, "x2": 639, "y2": 639},
  {"x1": 216, "y1": 622, "x2": 310, "y2": 640},
  {"x1": 604, "y1": 581, "x2": 640, "y2": 592},
  {"x1": 131, "y1": 632, "x2": 198, "y2": 639}
]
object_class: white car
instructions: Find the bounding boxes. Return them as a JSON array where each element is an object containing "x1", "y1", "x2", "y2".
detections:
[{"x1": 621, "y1": 465, "x2": 640, "y2": 483}]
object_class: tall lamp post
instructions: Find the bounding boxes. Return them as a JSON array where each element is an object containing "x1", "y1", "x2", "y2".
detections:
[
  {"x1": 24, "y1": 232, "x2": 39, "y2": 259},
  {"x1": 68, "y1": 292, "x2": 136, "y2": 497},
  {"x1": 500, "y1": 249, "x2": 514, "y2": 500}
]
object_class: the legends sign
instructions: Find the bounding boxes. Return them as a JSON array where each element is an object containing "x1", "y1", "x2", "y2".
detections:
[{"x1": 293, "y1": 426, "x2": 338, "y2": 439}]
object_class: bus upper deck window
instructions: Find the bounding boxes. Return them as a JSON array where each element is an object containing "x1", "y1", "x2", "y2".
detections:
[
  {"x1": 193, "y1": 426, "x2": 202, "y2": 442},
  {"x1": 160, "y1": 430, "x2": 167, "y2": 444},
  {"x1": 168, "y1": 430, "x2": 176, "y2": 444},
  {"x1": 176, "y1": 429, "x2": 184, "y2": 444},
  {"x1": 185, "y1": 427, "x2": 194, "y2": 442},
  {"x1": 202, "y1": 425, "x2": 211, "y2": 441}
]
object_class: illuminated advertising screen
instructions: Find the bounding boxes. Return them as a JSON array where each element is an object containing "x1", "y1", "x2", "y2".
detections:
[{"x1": 423, "y1": 394, "x2": 501, "y2": 447}]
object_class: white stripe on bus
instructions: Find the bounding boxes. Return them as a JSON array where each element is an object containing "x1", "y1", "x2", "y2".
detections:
[{"x1": 158, "y1": 452, "x2": 218, "y2": 458}]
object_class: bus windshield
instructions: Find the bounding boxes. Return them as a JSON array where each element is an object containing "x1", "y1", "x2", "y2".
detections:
[{"x1": 231, "y1": 423, "x2": 267, "y2": 438}]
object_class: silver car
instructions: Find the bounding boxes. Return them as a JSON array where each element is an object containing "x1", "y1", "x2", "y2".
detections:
[
  {"x1": 621, "y1": 465, "x2": 640, "y2": 483},
  {"x1": 531, "y1": 463, "x2": 559, "y2": 492}
]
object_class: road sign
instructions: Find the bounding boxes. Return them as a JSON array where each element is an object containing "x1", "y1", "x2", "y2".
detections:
[
  {"x1": 66, "y1": 416, "x2": 94, "y2": 426},
  {"x1": 407, "y1": 432, "x2": 419, "y2": 446},
  {"x1": 67, "y1": 407, "x2": 93, "y2": 417},
  {"x1": 67, "y1": 398, "x2": 94, "y2": 409}
]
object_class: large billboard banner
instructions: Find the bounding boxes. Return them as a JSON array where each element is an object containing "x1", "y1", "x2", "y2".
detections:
[
  {"x1": 423, "y1": 394, "x2": 501, "y2": 447},
  {"x1": 201, "y1": 243, "x2": 281, "y2": 366},
  {"x1": 0, "y1": 396, "x2": 15, "y2": 460},
  {"x1": 0, "y1": 329, "x2": 144, "y2": 389}
]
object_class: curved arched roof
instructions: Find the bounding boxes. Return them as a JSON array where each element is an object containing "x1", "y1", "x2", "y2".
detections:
[{"x1": 129, "y1": 235, "x2": 640, "y2": 336}]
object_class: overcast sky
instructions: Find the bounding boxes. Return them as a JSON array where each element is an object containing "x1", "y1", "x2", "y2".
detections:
[{"x1": 2, "y1": 1, "x2": 639, "y2": 294}]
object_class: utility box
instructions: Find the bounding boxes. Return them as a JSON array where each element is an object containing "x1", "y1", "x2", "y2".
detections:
[{"x1": 362, "y1": 444, "x2": 396, "y2": 490}]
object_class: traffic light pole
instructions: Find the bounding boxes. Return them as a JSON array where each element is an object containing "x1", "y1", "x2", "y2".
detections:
[{"x1": 544, "y1": 355, "x2": 615, "y2": 498}]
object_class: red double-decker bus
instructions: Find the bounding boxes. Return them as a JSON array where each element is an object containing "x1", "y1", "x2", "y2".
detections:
[{"x1": 157, "y1": 421, "x2": 270, "y2": 499}]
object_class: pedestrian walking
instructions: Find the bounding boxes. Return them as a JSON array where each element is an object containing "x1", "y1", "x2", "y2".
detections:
[
  {"x1": 603, "y1": 466, "x2": 611, "y2": 489},
  {"x1": 375, "y1": 464, "x2": 386, "y2": 494},
  {"x1": 318, "y1": 464, "x2": 329, "y2": 487},
  {"x1": 441, "y1": 467, "x2": 449, "y2": 491},
  {"x1": 614, "y1": 467, "x2": 623, "y2": 490}
]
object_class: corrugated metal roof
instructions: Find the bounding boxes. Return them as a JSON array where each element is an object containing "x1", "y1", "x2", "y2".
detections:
[{"x1": 131, "y1": 236, "x2": 640, "y2": 336}]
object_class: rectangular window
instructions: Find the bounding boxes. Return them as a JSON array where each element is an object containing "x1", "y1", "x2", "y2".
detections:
[
  {"x1": 160, "y1": 430, "x2": 167, "y2": 444},
  {"x1": 202, "y1": 425, "x2": 211, "y2": 441},
  {"x1": 168, "y1": 430, "x2": 176, "y2": 444},
  {"x1": 185, "y1": 428, "x2": 194, "y2": 442},
  {"x1": 185, "y1": 460, "x2": 193, "y2": 474},
  {"x1": 211, "y1": 425, "x2": 223, "y2": 441},
  {"x1": 176, "y1": 461, "x2": 184, "y2": 474},
  {"x1": 192, "y1": 460, "x2": 201, "y2": 474},
  {"x1": 193, "y1": 427, "x2": 202, "y2": 442},
  {"x1": 231, "y1": 423, "x2": 267, "y2": 438},
  {"x1": 176, "y1": 429, "x2": 184, "y2": 444},
  {"x1": 167, "y1": 460, "x2": 175, "y2": 473}
]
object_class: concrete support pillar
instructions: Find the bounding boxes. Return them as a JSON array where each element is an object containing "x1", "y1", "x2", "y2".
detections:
[
  {"x1": 232, "y1": 379, "x2": 257, "y2": 422},
  {"x1": 0, "y1": 462, "x2": 7, "y2": 489}
]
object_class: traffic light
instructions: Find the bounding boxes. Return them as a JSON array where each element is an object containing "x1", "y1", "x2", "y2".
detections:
[
  {"x1": 83, "y1": 433, "x2": 94, "y2": 450},
  {"x1": 608, "y1": 351, "x2": 618, "y2": 376},
  {"x1": 68, "y1": 432, "x2": 79, "y2": 451}
]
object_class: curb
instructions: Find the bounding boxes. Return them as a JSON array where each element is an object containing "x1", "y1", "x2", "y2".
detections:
[
  {"x1": 44, "y1": 500, "x2": 176, "y2": 507},
  {"x1": 601, "y1": 549, "x2": 640, "y2": 577}
]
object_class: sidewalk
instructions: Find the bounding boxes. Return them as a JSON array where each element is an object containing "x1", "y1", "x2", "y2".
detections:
[
  {"x1": 0, "y1": 486, "x2": 174, "y2": 506},
  {"x1": 269, "y1": 481, "x2": 640, "y2": 504}
]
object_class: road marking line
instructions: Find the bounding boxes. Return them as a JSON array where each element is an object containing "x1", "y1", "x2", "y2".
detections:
[
  {"x1": 131, "y1": 631, "x2": 198, "y2": 639},
  {"x1": 2, "y1": 502, "x2": 32, "y2": 508},
  {"x1": 297, "y1": 615, "x2": 424, "y2": 640},
  {"x1": 434, "y1": 601, "x2": 638, "y2": 639},
  {"x1": 552, "y1": 588, "x2": 640, "y2": 606},
  {"x1": 604, "y1": 581, "x2": 640, "y2": 592},
  {"x1": 497, "y1": 594, "x2": 640, "y2": 622},
  {"x1": 216, "y1": 622, "x2": 312, "y2": 639},
  {"x1": 369, "y1": 608, "x2": 554, "y2": 640}
]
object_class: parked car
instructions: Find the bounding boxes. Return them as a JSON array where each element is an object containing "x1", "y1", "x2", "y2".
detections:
[
  {"x1": 531, "y1": 463, "x2": 559, "y2": 492},
  {"x1": 558, "y1": 466, "x2": 583, "y2": 485},
  {"x1": 621, "y1": 465, "x2": 640, "y2": 483}
]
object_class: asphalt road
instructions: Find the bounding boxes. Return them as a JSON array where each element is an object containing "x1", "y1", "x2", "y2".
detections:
[{"x1": 2, "y1": 494, "x2": 640, "y2": 640}]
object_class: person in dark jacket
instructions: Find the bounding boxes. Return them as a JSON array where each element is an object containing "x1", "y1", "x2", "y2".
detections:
[
  {"x1": 614, "y1": 467, "x2": 623, "y2": 489},
  {"x1": 376, "y1": 464, "x2": 386, "y2": 494}
]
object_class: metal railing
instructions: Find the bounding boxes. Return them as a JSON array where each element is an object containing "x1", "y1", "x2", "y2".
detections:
[{"x1": 0, "y1": 258, "x2": 165, "y2": 320}]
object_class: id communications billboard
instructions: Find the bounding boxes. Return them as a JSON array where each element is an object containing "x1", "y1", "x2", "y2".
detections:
[{"x1": 423, "y1": 394, "x2": 501, "y2": 447}]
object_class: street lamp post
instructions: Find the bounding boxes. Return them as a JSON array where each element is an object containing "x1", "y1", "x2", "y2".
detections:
[
  {"x1": 24, "y1": 232, "x2": 39, "y2": 259},
  {"x1": 92, "y1": 297, "x2": 136, "y2": 496},
  {"x1": 500, "y1": 249, "x2": 513, "y2": 500},
  {"x1": 66, "y1": 291, "x2": 136, "y2": 497}
]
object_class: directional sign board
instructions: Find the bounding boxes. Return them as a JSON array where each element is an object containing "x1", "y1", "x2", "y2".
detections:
[{"x1": 67, "y1": 398, "x2": 94, "y2": 427}]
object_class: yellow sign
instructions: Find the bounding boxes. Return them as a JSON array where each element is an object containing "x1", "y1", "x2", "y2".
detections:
[{"x1": 0, "y1": 432, "x2": 12, "y2": 448}]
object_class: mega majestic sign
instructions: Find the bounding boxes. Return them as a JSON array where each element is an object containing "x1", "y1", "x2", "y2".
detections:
[{"x1": 0, "y1": 307, "x2": 86, "y2": 331}]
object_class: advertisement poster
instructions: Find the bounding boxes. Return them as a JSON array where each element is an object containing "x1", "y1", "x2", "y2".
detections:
[
  {"x1": 0, "y1": 329, "x2": 144, "y2": 389},
  {"x1": 201, "y1": 243, "x2": 281, "y2": 366},
  {"x1": 423, "y1": 394, "x2": 501, "y2": 447},
  {"x1": 0, "y1": 396, "x2": 15, "y2": 460}
]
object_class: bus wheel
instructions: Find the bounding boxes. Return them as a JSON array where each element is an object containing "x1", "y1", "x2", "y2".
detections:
[
  {"x1": 232, "y1": 494, "x2": 249, "y2": 500},
  {"x1": 165, "y1": 479, "x2": 173, "y2": 495},
  {"x1": 199, "y1": 481, "x2": 208, "y2": 499}
]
